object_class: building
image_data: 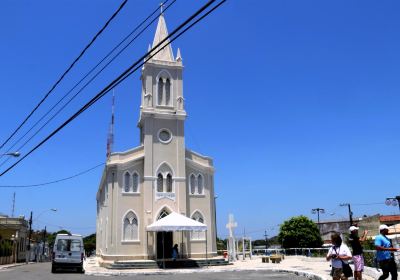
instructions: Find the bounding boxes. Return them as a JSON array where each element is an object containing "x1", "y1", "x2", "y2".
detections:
[
  {"x1": 96, "y1": 14, "x2": 217, "y2": 262},
  {"x1": 0, "y1": 214, "x2": 28, "y2": 263},
  {"x1": 318, "y1": 214, "x2": 400, "y2": 243}
]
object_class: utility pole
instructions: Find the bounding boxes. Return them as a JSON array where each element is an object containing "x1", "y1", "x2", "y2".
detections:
[
  {"x1": 311, "y1": 208, "x2": 325, "y2": 231},
  {"x1": 11, "y1": 192, "x2": 15, "y2": 217},
  {"x1": 26, "y1": 211, "x2": 32, "y2": 264},
  {"x1": 340, "y1": 203, "x2": 353, "y2": 226},
  {"x1": 42, "y1": 226, "x2": 47, "y2": 262},
  {"x1": 264, "y1": 230, "x2": 268, "y2": 254}
]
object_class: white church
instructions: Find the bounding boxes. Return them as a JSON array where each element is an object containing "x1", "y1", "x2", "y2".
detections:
[{"x1": 96, "y1": 13, "x2": 217, "y2": 262}]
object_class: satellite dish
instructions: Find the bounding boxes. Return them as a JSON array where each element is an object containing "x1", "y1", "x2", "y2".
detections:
[
  {"x1": 385, "y1": 199, "x2": 392, "y2": 206},
  {"x1": 392, "y1": 200, "x2": 398, "y2": 207}
]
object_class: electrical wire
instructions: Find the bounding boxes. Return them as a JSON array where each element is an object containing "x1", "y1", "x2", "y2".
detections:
[
  {"x1": 0, "y1": 0, "x2": 176, "y2": 168},
  {"x1": 0, "y1": 163, "x2": 104, "y2": 188},
  {"x1": 0, "y1": 0, "x2": 226, "y2": 177},
  {"x1": 0, "y1": 0, "x2": 128, "y2": 154}
]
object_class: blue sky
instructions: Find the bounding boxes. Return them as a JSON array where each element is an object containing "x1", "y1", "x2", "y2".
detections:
[{"x1": 1, "y1": 0, "x2": 400, "y2": 240}]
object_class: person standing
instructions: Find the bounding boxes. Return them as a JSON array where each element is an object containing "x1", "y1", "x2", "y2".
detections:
[
  {"x1": 375, "y1": 224, "x2": 400, "y2": 280},
  {"x1": 348, "y1": 226, "x2": 368, "y2": 280},
  {"x1": 171, "y1": 244, "x2": 179, "y2": 261},
  {"x1": 327, "y1": 233, "x2": 353, "y2": 280}
]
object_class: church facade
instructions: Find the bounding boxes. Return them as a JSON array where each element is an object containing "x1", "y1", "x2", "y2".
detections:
[{"x1": 96, "y1": 14, "x2": 217, "y2": 262}]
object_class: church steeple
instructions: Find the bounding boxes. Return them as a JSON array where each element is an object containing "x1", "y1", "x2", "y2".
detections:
[{"x1": 150, "y1": 13, "x2": 174, "y2": 62}]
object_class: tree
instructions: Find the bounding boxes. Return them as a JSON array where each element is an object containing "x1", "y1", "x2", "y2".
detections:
[
  {"x1": 83, "y1": 233, "x2": 96, "y2": 256},
  {"x1": 278, "y1": 215, "x2": 323, "y2": 248},
  {"x1": 216, "y1": 237, "x2": 227, "y2": 251}
]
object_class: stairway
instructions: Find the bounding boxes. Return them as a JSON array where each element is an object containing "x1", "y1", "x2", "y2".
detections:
[{"x1": 105, "y1": 258, "x2": 229, "y2": 269}]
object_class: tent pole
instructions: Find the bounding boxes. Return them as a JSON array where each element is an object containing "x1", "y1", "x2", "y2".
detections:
[
  {"x1": 146, "y1": 231, "x2": 148, "y2": 259},
  {"x1": 162, "y1": 231, "x2": 165, "y2": 269},
  {"x1": 181, "y1": 231, "x2": 183, "y2": 259},
  {"x1": 206, "y1": 229, "x2": 208, "y2": 267}
]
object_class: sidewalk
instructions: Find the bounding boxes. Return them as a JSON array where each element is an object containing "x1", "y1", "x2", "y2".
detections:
[
  {"x1": 0, "y1": 262, "x2": 33, "y2": 271},
  {"x1": 84, "y1": 255, "x2": 377, "y2": 279}
]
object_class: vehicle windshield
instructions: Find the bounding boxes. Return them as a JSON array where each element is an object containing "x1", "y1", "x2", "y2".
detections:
[{"x1": 56, "y1": 239, "x2": 82, "y2": 252}]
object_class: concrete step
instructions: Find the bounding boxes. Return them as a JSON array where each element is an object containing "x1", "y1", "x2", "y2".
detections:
[{"x1": 106, "y1": 258, "x2": 229, "y2": 269}]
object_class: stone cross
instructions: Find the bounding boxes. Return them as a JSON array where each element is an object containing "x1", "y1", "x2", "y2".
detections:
[
  {"x1": 226, "y1": 214, "x2": 237, "y2": 237},
  {"x1": 226, "y1": 214, "x2": 237, "y2": 262}
]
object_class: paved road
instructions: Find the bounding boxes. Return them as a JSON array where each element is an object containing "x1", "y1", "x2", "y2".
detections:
[{"x1": 0, "y1": 263, "x2": 311, "y2": 280}]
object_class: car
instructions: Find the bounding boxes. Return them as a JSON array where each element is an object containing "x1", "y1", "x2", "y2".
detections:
[{"x1": 51, "y1": 233, "x2": 85, "y2": 273}]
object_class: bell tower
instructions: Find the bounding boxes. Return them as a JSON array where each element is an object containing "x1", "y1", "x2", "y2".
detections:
[{"x1": 139, "y1": 13, "x2": 187, "y2": 214}]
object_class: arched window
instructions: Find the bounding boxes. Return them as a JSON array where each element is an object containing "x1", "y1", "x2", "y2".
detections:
[
  {"x1": 132, "y1": 173, "x2": 139, "y2": 193},
  {"x1": 158, "y1": 78, "x2": 164, "y2": 105},
  {"x1": 124, "y1": 172, "x2": 130, "y2": 192},
  {"x1": 197, "y1": 174, "x2": 203, "y2": 194},
  {"x1": 123, "y1": 211, "x2": 138, "y2": 241},
  {"x1": 155, "y1": 162, "x2": 174, "y2": 193},
  {"x1": 157, "y1": 173, "x2": 163, "y2": 192},
  {"x1": 190, "y1": 174, "x2": 196, "y2": 195},
  {"x1": 166, "y1": 173, "x2": 172, "y2": 192},
  {"x1": 165, "y1": 79, "x2": 171, "y2": 105},
  {"x1": 157, "y1": 209, "x2": 169, "y2": 220},
  {"x1": 191, "y1": 211, "x2": 206, "y2": 240}
]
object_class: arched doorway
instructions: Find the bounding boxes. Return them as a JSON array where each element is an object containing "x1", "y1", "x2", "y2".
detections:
[{"x1": 156, "y1": 209, "x2": 173, "y2": 259}]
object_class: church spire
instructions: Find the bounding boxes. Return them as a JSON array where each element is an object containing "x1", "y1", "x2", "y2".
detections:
[{"x1": 151, "y1": 13, "x2": 174, "y2": 62}]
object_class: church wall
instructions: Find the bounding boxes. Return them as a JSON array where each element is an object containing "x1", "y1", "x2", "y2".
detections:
[
  {"x1": 113, "y1": 161, "x2": 146, "y2": 258},
  {"x1": 186, "y1": 164, "x2": 217, "y2": 255}
]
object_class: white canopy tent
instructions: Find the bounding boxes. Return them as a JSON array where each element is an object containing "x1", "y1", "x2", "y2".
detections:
[
  {"x1": 147, "y1": 212, "x2": 207, "y2": 232},
  {"x1": 146, "y1": 212, "x2": 208, "y2": 268}
]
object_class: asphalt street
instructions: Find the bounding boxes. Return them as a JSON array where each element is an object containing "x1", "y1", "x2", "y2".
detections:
[{"x1": 0, "y1": 263, "x2": 311, "y2": 280}]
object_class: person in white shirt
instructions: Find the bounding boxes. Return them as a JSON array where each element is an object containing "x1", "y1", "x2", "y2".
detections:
[{"x1": 326, "y1": 233, "x2": 353, "y2": 280}]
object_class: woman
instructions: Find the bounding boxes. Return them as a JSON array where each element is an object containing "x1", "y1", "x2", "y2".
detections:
[{"x1": 326, "y1": 233, "x2": 352, "y2": 280}]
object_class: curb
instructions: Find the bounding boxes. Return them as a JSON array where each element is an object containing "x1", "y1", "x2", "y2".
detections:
[
  {"x1": 85, "y1": 266, "x2": 327, "y2": 279},
  {"x1": 0, "y1": 262, "x2": 30, "y2": 271}
]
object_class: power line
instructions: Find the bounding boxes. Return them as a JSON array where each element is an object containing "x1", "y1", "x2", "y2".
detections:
[
  {"x1": 0, "y1": 0, "x2": 175, "y2": 169},
  {"x1": 0, "y1": 0, "x2": 128, "y2": 154},
  {"x1": 0, "y1": 0, "x2": 226, "y2": 177},
  {"x1": 0, "y1": 163, "x2": 104, "y2": 188}
]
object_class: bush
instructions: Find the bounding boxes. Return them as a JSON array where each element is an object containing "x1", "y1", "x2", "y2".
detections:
[{"x1": 0, "y1": 240, "x2": 13, "y2": 257}]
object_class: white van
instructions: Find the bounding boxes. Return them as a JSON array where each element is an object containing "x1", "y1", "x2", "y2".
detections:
[{"x1": 52, "y1": 233, "x2": 84, "y2": 273}]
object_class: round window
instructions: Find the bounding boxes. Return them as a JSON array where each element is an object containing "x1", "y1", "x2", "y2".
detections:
[{"x1": 158, "y1": 129, "x2": 172, "y2": 143}]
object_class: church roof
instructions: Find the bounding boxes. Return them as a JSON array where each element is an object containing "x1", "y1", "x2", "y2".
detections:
[
  {"x1": 146, "y1": 212, "x2": 207, "y2": 232},
  {"x1": 151, "y1": 13, "x2": 174, "y2": 62}
]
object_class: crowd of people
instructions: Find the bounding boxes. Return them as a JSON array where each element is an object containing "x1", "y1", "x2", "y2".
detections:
[{"x1": 326, "y1": 224, "x2": 399, "y2": 280}]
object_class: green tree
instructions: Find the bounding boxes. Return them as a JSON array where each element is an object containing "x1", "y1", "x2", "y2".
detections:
[
  {"x1": 216, "y1": 237, "x2": 227, "y2": 252},
  {"x1": 278, "y1": 215, "x2": 323, "y2": 248},
  {"x1": 83, "y1": 233, "x2": 96, "y2": 255}
]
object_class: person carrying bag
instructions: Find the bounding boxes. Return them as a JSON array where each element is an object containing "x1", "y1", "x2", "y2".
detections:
[{"x1": 327, "y1": 233, "x2": 353, "y2": 280}]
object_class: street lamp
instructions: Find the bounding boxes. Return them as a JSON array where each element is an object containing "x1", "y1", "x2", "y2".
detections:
[
  {"x1": 339, "y1": 203, "x2": 353, "y2": 226},
  {"x1": 385, "y1": 196, "x2": 400, "y2": 213},
  {"x1": 311, "y1": 208, "x2": 325, "y2": 231},
  {"x1": 34, "y1": 208, "x2": 57, "y2": 222},
  {"x1": 0, "y1": 152, "x2": 20, "y2": 157}
]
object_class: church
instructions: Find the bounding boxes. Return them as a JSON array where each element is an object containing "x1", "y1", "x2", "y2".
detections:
[{"x1": 96, "y1": 13, "x2": 217, "y2": 262}]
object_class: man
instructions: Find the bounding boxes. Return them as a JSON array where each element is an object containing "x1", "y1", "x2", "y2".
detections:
[
  {"x1": 348, "y1": 226, "x2": 368, "y2": 280},
  {"x1": 375, "y1": 224, "x2": 400, "y2": 280}
]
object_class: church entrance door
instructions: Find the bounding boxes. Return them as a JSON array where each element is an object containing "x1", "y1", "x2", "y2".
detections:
[{"x1": 156, "y1": 231, "x2": 173, "y2": 259}]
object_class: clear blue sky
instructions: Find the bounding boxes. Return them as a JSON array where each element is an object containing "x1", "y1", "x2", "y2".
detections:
[{"x1": 1, "y1": 0, "x2": 400, "y2": 240}]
